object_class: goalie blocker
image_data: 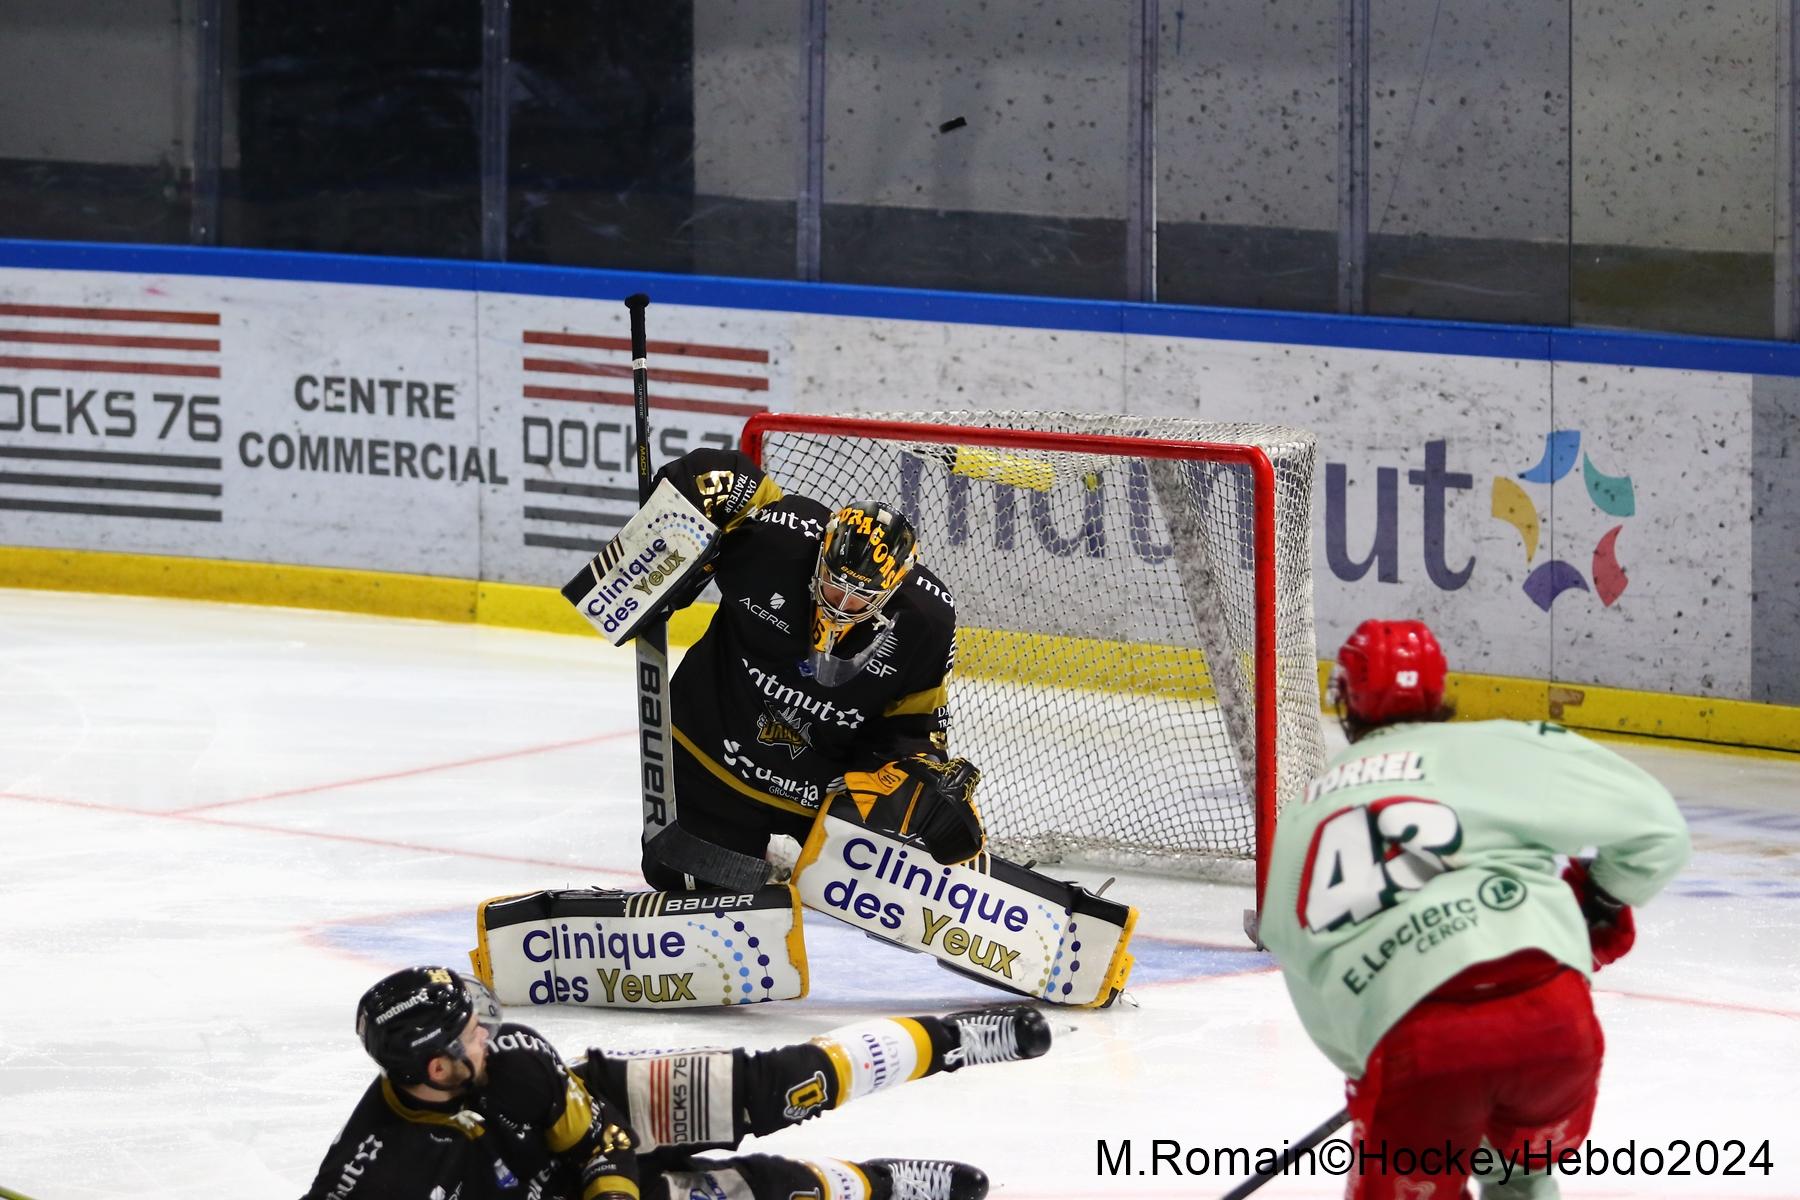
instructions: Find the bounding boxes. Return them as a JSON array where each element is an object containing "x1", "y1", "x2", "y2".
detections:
[
  {"x1": 794, "y1": 797, "x2": 1137, "y2": 1007},
  {"x1": 472, "y1": 885, "x2": 808, "y2": 1009},
  {"x1": 561, "y1": 477, "x2": 718, "y2": 646}
]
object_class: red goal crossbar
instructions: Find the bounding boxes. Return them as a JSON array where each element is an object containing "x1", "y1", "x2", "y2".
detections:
[{"x1": 741, "y1": 412, "x2": 1284, "y2": 907}]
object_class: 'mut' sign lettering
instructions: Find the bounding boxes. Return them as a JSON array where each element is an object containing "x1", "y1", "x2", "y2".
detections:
[
  {"x1": 896, "y1": 455, "x2": 1257, "y2": 568},
  {"x1": 1325, "y1": 439, "x2": 1473, "y2": 590}
]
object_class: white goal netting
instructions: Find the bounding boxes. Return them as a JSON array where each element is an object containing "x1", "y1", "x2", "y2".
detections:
[{"x1": 753, "y1": 412, "x2": 1325, "y2": 884}]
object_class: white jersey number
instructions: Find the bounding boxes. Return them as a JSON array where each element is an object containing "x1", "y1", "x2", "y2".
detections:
[{"x1": 1300, "y1": 798, "x2": 1463, "y2": 932}]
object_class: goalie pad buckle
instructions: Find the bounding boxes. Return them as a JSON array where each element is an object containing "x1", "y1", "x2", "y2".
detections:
[
  {"x1": 561, "y1": 477, "x2": 718, "y2": 645},
  {"x1": 792, "y1": 799, "x2": 1136, "y2": 1007},
  {"x1": 470, "y1": 885, "x2": 808, "y2": 1008}
]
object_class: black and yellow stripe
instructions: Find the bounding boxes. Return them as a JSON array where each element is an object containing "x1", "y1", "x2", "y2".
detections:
[{"x1": 671, "y1": 725, "x2": 819, "y2": 816}]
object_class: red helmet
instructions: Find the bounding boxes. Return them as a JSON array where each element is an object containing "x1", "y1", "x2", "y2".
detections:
[{"x1": 1329, "y1": 619, "x2": 1447, "y2": 724}]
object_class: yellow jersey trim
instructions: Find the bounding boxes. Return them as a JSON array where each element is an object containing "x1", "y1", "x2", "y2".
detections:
[
  {"x1": 583, "y1": 1174, "x2": 640, "y2": 1200},
  {"x1": 545, "y1": 1069, "x2": 598, "y2": 1154},
  {"x1": 378, "y1": 1078, "x2": 483, "y2": 1139},
  {"x1": 671, "y1": 725, "x2": 818, "y2": 816}
]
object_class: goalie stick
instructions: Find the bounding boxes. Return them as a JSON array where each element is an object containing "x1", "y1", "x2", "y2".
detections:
[
  {"x1": 1218, "y1": 1106, "x2": 1348, "y2": 1199},
  {"x1": 624, "y1": 293, "x2": 774, "y2": 893}
]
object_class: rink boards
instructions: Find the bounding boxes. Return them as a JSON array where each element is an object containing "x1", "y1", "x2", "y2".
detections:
[{"x1": 0, "y1": 240, "x2": 1795, "y2": 747}]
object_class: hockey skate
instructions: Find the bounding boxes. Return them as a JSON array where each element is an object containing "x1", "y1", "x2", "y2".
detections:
[
  {"x1": 863, "y1": 1158, "x2": 989, "y2": 1200},
  {"x1": 942, "y1": 1003, "x2": 1052, "y2": 1069}
]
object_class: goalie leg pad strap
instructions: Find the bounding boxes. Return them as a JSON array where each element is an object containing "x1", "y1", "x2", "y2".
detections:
[
  {"x1": 470, "y1": 884, "x2": 808, "y2": 1008},
  {"x1": 792, "y1": 801, "x2": 1137, "y2": 1007}
]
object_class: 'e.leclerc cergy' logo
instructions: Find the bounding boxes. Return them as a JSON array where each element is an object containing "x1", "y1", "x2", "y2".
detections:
[{"x1": 1490, "y1": 430, "x2": 1635, "y2": 612}]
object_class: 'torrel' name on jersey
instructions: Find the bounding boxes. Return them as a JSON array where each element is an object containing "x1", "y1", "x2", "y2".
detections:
[{"x1": 1305, "y1": 750, "x2": 1427, "y2": 802}]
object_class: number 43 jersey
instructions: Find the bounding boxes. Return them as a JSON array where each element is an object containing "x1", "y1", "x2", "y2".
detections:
[{"x1": 1259, "y1": 719, "x2": 1689, "y2": 1078}]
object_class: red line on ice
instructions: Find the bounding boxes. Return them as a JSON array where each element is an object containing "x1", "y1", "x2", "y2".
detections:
[
  {"x1": 172, "y1": 729, "x2": 637, "y2": 814},
  {"x1": 0, "y1": 789, "x2": 639, "y2": 876}
]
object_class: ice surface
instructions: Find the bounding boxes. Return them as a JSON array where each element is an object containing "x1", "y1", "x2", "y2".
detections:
[{"x1": 1, "y1": 589, "x2": 1795, "y2": 1198}]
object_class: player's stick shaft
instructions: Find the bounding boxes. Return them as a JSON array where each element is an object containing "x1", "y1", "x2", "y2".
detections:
[
  {"x1": 623, "y1": 294, "x2": 682, "y2": 868},
  {"x1": 626, "y1": 293, "x2": 653, "y2": 505},
  {"x1": 623, "y1": 294, "x2": 772, "y2": 892},
  {"x1": 1217, "y1": 1107, "x2": 1349, "y2": 1200}
]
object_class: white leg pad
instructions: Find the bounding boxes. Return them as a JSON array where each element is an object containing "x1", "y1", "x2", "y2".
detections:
[
  {"x1": 470, "y1": 885, "x2": 808, "y2": 1008},
  {"x1": 793, "y1": 802, "x2": 1137, "y2": 1007}
]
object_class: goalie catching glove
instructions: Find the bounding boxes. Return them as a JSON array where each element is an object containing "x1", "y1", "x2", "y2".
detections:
[{"x1": 828, "y1": 755, "x2": 985, "y2": 866}]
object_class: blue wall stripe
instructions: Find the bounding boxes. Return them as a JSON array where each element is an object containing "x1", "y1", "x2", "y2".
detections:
[{"x1": 6, "y1": 237, "x2": 1800, "y2": 378}]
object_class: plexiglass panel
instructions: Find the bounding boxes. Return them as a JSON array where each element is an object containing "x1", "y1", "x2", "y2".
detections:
[
  {"x1": 0, "y1": 0, "x2": 193, "y2": 244},
  {"x1": 1367, "y1": 0, "x2": 1571, "y2": 324},
  {"x1": 0, "y1": 1, "x2": 1792, "y2": 345},
  {"x1": 821, "y1": 0, "x2": 1132, "y2": 299},
  {"x1": 507, "y1": 0, "x2": 800, "y2": 278},
  {"x1": 222, "y1": 2, "x2": 481, "y2": 258},
  {"x1": 1570, "y1": 0, "x2": 1779, "y2": 337},
  {"x1": 1155, "y1": 0, "x2": 1340, "y2": 311}
]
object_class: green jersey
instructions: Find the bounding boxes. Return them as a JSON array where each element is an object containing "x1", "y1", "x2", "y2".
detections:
[{"x1": 1259, "y1": 719, "x2": 1690, "y2": 1078}]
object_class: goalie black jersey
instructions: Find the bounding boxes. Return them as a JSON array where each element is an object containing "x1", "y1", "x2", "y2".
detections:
[
  {"x1": 654, "y1": 449, "x2": 958, "y2": 823},
  {"x1": 303, "y1": 1022, "x2": 640, "y2": 1200}
]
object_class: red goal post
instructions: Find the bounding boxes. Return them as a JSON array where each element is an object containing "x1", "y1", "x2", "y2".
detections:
[{"x1": 742, "y1": 411, "x2": 1324, "y2": 910}]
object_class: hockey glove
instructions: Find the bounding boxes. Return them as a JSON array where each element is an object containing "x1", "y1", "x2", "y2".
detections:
[
  {"x1": 1563, "y1": 858, "x2": 1636, "y2": 970},
  {"x1": 830, "y1": 755, "x2": 986, "y2": 866}
]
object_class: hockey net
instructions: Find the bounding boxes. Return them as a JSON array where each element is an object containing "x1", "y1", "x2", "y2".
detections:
[{"x1": 742, "y1": 412, "x2": 1325, "y2": 902}]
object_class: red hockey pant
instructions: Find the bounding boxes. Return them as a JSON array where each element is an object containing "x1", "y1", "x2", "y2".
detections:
[{"x1": 1344, "y1": 967, "x2": 1603, "y2": 1200}]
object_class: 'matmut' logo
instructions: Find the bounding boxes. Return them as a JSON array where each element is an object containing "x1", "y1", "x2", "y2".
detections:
[{"x1": 1491, "y1": 430, "x2": 1634, "y2": 611}]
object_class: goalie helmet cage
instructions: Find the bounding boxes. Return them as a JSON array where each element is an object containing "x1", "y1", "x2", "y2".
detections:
[{"x1": 742, "y1": 411, "x2": 1325, "y2": 910}]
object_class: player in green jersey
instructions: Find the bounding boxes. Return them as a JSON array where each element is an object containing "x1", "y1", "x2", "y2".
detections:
[{"x1": 1260, "y1": 619, "x2": 1690, "y2": 1199}]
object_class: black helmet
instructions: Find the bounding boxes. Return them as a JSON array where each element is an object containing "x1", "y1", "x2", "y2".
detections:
[
  {"x1": 813, "y1": 500, "x2": 918, "y2": 626},
  {"x1": 355, "y1": 966, "x2": 500, "y2": 1085}
]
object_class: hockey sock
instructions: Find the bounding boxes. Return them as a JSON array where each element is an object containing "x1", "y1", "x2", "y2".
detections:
[
  {"x1": 809, "y1": 1017, "x2": 949, "y2": 1105},
  {"x1": 800, "y1": 1158, "x2": 876, "y2": 1200},
  {"x1": 653, "y1": 1156, "x2": 870, "y2": 1200}
]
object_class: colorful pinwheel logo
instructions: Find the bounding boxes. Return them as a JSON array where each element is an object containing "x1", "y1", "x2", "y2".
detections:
[{"x1": 1490, "y1": 430, "x2": 1634, "y2": 612}]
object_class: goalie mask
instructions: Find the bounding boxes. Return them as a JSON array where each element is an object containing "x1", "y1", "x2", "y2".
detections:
[{"x1": 808, "y1": 500, "x2": 918, "y2": 688}]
